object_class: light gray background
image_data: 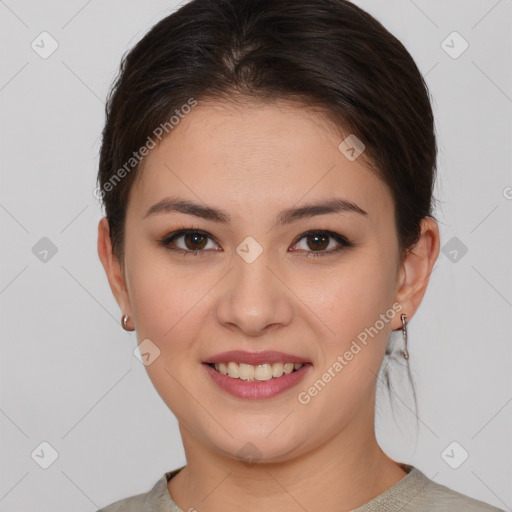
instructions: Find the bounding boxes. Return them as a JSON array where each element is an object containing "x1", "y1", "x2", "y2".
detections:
[{"x1": 0, "y1": 0, "x2": 511, "y2": 511}]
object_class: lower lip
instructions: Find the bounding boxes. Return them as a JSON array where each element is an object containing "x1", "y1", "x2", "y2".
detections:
[{"x1": 203, "y1": 363, "x2": 311, "y2": 400}]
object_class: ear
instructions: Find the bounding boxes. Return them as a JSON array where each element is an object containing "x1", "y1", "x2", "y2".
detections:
[
  {"x1": 393, "y1": 217, "x2": 440, "y2": 329},
  {"x1": 97, "y1": 217, "x2": 132, "y2": 323}
]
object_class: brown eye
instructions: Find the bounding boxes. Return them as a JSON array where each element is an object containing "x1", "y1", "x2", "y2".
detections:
[
  {"x1": 305, "y1": 233, "x2": 330, "y2": 251},
  {"x1": 182, "y1": 232, "x2": 208, "y2": 250},
  {"x1": 291, "y1": 230, "x2": 351, "y2": 257},
  {"x1": 159, "y1": 229, "x2": 219, "y2": 256}
]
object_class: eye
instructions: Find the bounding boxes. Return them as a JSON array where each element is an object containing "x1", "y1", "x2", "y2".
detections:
[
  {"x1": 159, "y1": 229, "x2": 220, "y2": 257},
  {"x1": 159, "y1": 228, "x2": 352, "y2": 258},
  {"x1": 290, "y1": 230, "x2": 352, "y2": 258}
]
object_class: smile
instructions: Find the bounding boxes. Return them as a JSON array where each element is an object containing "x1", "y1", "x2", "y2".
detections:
[
  {"x1": 203, "y1": 350, "x2": 311, "y2": 399},
  {"x1": 208, "y1": 362, "x2": 304, "y2": 381}
]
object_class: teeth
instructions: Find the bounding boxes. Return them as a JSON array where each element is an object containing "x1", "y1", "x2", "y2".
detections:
[
  {"x1": 254, "y1": 363, "x2": 273, "y2": 381},
  {"x1": 283, "y1": 363, "x2": 294, "y2": 374},
  {"x1": 227, "y1": 361, "x2": 240, "y2": 378},
  {"x1": 239, "y1": 363, "x2": 255, "y2": 381},
  {"x1": 212, "y1": 362, "x2": 304, "y2": 381},
  {"x1": 272, "y1": 362, "x2": 284, "y2": 378}
]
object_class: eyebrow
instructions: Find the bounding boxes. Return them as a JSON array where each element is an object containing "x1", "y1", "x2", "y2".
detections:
[{"x1": 143, "y1": 196, "x2": 368, "y2": 225}]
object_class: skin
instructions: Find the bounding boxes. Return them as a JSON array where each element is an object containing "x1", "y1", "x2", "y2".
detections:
[{"x1": 98, "y1": 98, "x2": 440, "y2": 512}]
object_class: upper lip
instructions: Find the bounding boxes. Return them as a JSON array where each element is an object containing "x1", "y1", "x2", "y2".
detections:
[{"x1": 205, "y1": 350, "x2": 310, "y2": 366}]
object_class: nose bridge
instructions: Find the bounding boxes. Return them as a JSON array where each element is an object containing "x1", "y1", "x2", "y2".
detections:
[
  {"x1": 235, "y1": 238, "x2": 272, "y2": 295},
  {"x1": 216, "y1": 236, "x2": 293, "y2": 334}
]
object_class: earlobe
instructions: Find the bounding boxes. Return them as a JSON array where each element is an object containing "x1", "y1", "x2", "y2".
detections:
[
  {"x1": 97, "y1": 217, "x2": 131, "y2": 314},
  {"x1": 393, "y1": 217, "x2": 440, "y2": 329}
]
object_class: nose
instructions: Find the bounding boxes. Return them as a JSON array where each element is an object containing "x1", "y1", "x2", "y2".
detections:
[{"x1": 215, "y1": 247, "x2": 294, "y2": 336}]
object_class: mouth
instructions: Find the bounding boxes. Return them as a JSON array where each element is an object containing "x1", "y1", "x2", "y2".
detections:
[
  {"x1": 206, "y1": 361, "x2": 306, "y2": 381},
  {"x1": 203, "y1": 350, "x2": 312, "y2": 399}
]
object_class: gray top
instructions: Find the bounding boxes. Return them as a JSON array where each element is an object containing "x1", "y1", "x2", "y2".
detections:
[{"x1": 97, "y1": 464, "x2": 504, "y2": 511}]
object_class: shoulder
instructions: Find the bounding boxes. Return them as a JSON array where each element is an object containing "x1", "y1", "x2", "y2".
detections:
[
  {"x1": 96, "y1": 468, "x2": 183, "y2": 512},
  {"x1": 97, "y1": 491, "x2": 148, "y2": 512},
  {"x1": 408, "y1": 469, "x2": 504, "y2": 511}
]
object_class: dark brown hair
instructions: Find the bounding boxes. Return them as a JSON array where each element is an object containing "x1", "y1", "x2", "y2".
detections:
[
  {"x1": 97, "y1": 0, "x2": 437, "y2": 418},
  {"x1": 97, "y1": 0, "x2": 436, "y2": 262}
]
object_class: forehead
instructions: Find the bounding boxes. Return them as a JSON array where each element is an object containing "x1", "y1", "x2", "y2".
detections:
[{"x1": 130, "y1": 99, "x2": 393, "y2": 221}]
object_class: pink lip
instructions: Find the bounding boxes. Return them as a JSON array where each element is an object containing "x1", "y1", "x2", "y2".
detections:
[
  {"x1": 203, "y1": 362, "x2": 312, "y2": 400},
  {"x1": 205, "y1": 350, "x2": 309, "y2": 365}
]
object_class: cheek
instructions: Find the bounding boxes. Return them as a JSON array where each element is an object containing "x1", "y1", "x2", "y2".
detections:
[
  {"x1": 306, "y1": 255, "x2": 397, "y2": 342},
  {"x1": 124, "y1": 236, "x2": 175, "y2": 308},
  {"x1": 125, "y1": 247, "x2": 208, "y2": 354},
  {"x1": 125, "y1": 256, "x2": 211, "y2": 416}
]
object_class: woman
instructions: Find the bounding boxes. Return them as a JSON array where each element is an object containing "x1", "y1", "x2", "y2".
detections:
[{"x1": 95, "y1": 0, "x2": 503, "y2": 510}]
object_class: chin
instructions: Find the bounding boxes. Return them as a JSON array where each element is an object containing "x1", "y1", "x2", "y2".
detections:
[{"x1": 208, "y1": 426, "x2": 308, "y2": 466}]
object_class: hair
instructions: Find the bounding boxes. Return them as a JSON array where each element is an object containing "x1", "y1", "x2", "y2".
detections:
[{"x1": 97, "y1": 0, "x2": 437, "y2": 425}]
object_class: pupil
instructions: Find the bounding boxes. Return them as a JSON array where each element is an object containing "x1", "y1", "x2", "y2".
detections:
[
  {"x1": 186, "y1": 233, "x2": 206, "y2": 250},
  {"x1": 309, "y1": 234, "x2": 328, "y2": 251}
]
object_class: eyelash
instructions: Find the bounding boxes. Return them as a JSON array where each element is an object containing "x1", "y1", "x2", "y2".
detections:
[{"x1": 158, "y1": 226, "x2": 352, "y2": 259}]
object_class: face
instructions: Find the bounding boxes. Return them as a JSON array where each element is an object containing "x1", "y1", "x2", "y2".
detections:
[{"x1": 103, "y1": 99, "x2": 411, "y2": 463}]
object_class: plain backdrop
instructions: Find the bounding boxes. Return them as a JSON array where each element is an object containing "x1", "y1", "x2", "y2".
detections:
[{"x1": 0, "y1": 1, "x2": 511, "y2": 511}]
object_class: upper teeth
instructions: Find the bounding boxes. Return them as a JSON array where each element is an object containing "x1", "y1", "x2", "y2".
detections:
[{"x1": 213, "y1": 362, "x2": 304, "y2": 381}]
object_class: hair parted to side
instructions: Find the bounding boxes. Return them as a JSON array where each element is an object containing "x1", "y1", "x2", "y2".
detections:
[
  {"x1": 97, "y1": 0, "x2": 437, "y2": 418},
  {"x1": 98, "y1": 0, "x2": 437, "y2": 264}
]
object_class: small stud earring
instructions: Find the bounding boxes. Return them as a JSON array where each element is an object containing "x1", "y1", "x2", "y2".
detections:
[{"x1": 121, "y1": 313, "x2": 134, "y2": 331}]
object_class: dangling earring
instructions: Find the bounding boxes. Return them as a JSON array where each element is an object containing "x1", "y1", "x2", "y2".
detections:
[
  {"x1": 121, "y1": 313, "x2": 134, "y2": 331},
  {"x1": 400, "y1": 313, "x2": 409, "y2": 360}
]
